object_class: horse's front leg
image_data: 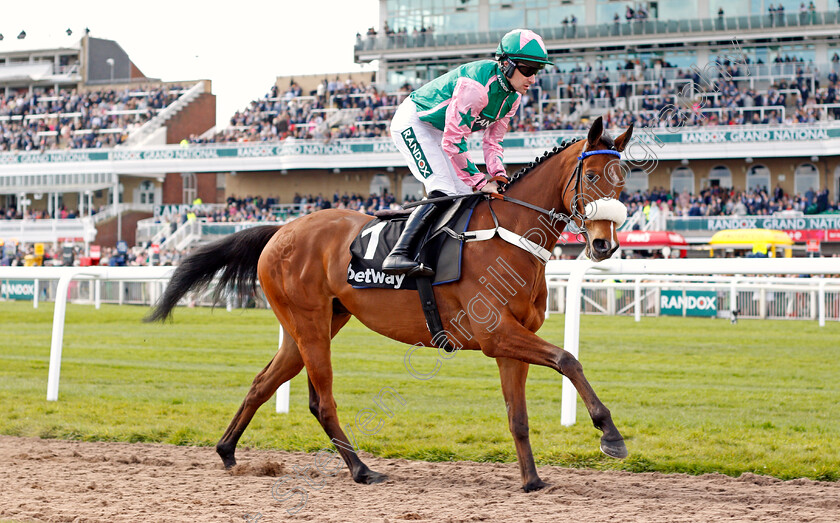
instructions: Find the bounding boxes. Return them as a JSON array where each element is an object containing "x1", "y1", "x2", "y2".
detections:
[
  {"x1": 482, "y1": 320, "x2": 627, "y2": 459},
  {"x1": 496, "y1": 357, "x2": 547, "y2": 492}
]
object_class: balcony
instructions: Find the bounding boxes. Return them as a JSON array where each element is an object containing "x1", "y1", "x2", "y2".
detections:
[{"x1": 355, "y1": 11, "x2": 840, "y2": 61}]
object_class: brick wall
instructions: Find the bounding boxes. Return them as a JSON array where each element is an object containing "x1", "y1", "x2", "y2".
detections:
[{"x1": 166, "y1": 92, "x2": 216, "y2": 144}]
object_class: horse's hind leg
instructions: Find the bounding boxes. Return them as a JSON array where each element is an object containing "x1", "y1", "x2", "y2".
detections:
[
  {"x1": 304, "y1": 353, "x2": 387, "y2": 484},
  {"x1": 216, "y1": 330, "x2": 304, "y2": 468},
  {"x1": 496, "y1": 357, "x2": 546, "y2": 492},
  {"x1": 298, "y1": 313, "x2": 386, "y2": 484}
]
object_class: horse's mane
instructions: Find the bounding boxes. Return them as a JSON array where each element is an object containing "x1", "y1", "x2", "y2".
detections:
[{"x1": 502, "y1": 137, "x2": 582, "y2": 190}]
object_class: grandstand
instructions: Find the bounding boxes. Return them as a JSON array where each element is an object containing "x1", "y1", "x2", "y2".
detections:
[
  {"x1": 1, "y1": 1, "x2": 840, "y2": 260},
  {"x1": 0, "y1": 30, "x2": 215, "y2": 247}
]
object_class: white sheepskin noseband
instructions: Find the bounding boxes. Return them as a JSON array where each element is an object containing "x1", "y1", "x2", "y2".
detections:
[{"x1": 584, "y1": 199, "x2": 627, "y2": 226}]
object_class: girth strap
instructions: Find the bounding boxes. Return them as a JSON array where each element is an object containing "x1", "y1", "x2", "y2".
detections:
[{"x1": 415, "y1": 277, "x2": 456, "y2": 353}]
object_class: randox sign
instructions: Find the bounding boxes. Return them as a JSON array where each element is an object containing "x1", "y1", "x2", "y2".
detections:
[
  {"x1": 660, "y1": 290, "x2": 717, "y2": 317},
  {"x1": 1, "y1": 280, "x2": 36, "y2": 300}
]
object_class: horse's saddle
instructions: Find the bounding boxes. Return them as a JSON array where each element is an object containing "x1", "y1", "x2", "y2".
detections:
[{"x1": 347, "y1": 195, "x2": 482, "y2": 290}]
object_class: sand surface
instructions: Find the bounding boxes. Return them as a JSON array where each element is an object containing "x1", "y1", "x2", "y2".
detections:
[{"x1": 1, "y1": 436, "x2": 838, "y2": 522}]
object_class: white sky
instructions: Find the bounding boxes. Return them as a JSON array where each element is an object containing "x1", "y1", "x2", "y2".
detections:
[{"x1": 2, "y1": 0, "x2": 380, "y2": 128}]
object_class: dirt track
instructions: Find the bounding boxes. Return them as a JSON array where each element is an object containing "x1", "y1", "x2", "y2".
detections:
[{"x1": 1, "y1": 436, "x2": 838, "y2": 522}]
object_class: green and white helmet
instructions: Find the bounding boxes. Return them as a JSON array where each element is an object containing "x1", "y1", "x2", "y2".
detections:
[{"x1": 495, "y1": 29, "x2": 553, "y2": 66}]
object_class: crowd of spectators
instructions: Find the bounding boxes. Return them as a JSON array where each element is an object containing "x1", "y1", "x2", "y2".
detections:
[
  {"x1": 191, "y1": 80, "x2": 407, "y2": 145},
  {"x1": 193, "y1": 57, "x2": 839, "y2": 145},
  {"x1": 2, "y1": 59, "x2": 837, "y2": 151},
  {"x1": 622, "y1": 185, "x2": 838, "y2": 219},
  {"x1": 513, "y1": 60, "x2": 839, "y2": 131},
  {"x1": 4, "y1": 183, "x2": 838, "y2": 268},
  {"x1": 0, "y1": 84, "x2": 189, "y2": 152},
  {"x1": 1, "y1": 205, "x2": 100, "y2": 220}
]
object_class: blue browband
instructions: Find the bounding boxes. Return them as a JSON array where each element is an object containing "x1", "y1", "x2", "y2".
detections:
[{"x1": 578, "y1": 150, "x2": 622, "y2": 160}]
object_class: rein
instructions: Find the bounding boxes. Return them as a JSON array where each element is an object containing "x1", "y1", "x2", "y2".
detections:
[{"x1": 399, "y1": 144, "x2": 624, "y2": 263}]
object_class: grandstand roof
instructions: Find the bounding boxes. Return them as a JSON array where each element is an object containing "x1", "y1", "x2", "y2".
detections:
[{"x1": 0, "y1": 31, "x2": 82, "y2": 55}]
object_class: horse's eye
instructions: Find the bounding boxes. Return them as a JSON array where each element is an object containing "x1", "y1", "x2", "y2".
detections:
[{"x1": 586, "y1": 172, "x2": 599, "y2": 183}]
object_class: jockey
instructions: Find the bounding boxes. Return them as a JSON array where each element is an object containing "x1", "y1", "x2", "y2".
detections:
[{"x1": 383, "y1": 28, "x2": 552, "y2": 277}]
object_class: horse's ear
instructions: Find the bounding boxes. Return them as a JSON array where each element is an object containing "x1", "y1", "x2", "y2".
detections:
[
  {"x1": 614, "y1": 123, "x2": 634, "y2": 152},
  {"x1": 587, "y1": 116, "x2": 603, "y2": 147}
]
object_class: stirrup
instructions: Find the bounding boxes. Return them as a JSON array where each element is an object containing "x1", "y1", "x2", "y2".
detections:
[
  {"x1": 406, "y1": 262, "x2": 434, "y2": 278},
  {"x1": 382, "y1": 255, "x2": 434, "y2": 277}
]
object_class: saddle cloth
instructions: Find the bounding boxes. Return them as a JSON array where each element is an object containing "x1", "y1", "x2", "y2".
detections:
[{"x1": 347, "y1": 195, "x2": 482, "y2": 290}]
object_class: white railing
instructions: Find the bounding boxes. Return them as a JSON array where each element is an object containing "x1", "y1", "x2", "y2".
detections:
[
  {"x1": 0, "y1": 217, "x2": 96, "y2": 244},
  {"x1": 126, "y1": 82, "x2": 205, "y2": 146},
  {"x1": 160, "y1": 219, "x2": 200, "y2": 250},
  {"x1": 0, "y1": 265, "x2": 289, "y2": 410},
  {"x1": 135, "y1": 217, "x2": 170, "y2": 245},
  {"x1": 544, "y1": 257, "x2": 840, "y2": 426},
  {"x1": 3, "y1": 258, "x2": 839, "y2": 416},
  {"x1": 544, "y1": 274, "x2": 840, "y2": 321},
  {"x1": 91, "y1": 203, "x2": 155, "y2": 225}
]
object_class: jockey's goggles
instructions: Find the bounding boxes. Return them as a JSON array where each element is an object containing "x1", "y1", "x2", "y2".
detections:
[{"x1": 514, "y1": 60, "x2": 545, "y2": 77}]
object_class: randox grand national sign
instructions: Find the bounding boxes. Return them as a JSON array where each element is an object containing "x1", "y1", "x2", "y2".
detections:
[
  {"x1": 669, "y1": 215, "x2": 840, "y2": 232},
  {"x1": 660, "y1": 290, "x2": 717, "y2": 317},
  {"x1": 1, "y1": 279, "x2": 35, "y2": 300},
  {"x1": 1, "y1": 127, "x2": 839, "y2": 165}
]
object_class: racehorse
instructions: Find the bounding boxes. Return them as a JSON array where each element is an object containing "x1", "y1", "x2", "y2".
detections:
[{"x1": 146, "y1": 116, "x2": 633, "y2": 492}]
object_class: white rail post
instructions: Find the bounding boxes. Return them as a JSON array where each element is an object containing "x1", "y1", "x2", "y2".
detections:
[
  {"x1": 561, "y1": 262, "x2": 591, "y2": 426},
  {"x1": 47, "y1": 273, "x2": 75, "y2": 401},
  {"x1": 545, "y1": 285, "x2": 551, "y2": 319},
  {"x1": 94, "y1": 278, "x2": 101, "y2": 310},
  {"x1": 729, "y1": 277, "x2": 739, "y2": 316},
  {"x1": 818, "y1": 279, "x2": 826, "y2": 327},
  {"x1": 634, "y1": 277, "x2": 641, "y2": 322},
  {"x1": 276, "y1": 324, "x2": 290, "y2": 414},
  {"x1": 33, "y1": 278, "x2": 39, "y2": 309}
]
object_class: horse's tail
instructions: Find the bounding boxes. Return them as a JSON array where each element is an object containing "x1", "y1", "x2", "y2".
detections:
[{"x1": 144, "y1": 225, "x2": 281, "y2": 323}]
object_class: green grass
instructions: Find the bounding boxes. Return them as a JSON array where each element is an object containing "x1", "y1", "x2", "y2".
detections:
[{"x1": 0, "y1": 301, "x2": 838, "y2": 481}]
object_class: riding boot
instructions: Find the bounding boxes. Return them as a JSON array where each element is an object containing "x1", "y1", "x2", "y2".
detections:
[{"x1": 381, "y1": 202, "x2": 441, "y2": 277}]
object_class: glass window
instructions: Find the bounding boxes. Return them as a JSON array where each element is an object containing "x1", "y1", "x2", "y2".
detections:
[
  {"x1": 402, "y1": 174, "x2": 425, "y2": 200},
  {"x1": 658, "y1": 0, "x2": 698, "y2": 20},
  {"x1": 548, "y1": 4, "x2": 585, "y2": 26},
  {"x1": 596, "y1": 0, "x2": 632, "y2": 25},
  {"x1": 651, "y1": 0, "x2": 700, "y2": 20},
  {"x1": 834, "y1": 166, "x2": 840, "y2": 201},
  {"x1": 708, "y1": 165, "x2": 732, "y2": 189},
  {"x1": 181, "y1": 172, "x2": 196, "y2": 204},
  {"x1": 794, "y1": 163, "x2": 819, "y2": 194},
  {"x1": 625, "y1": 168, "x2": 649, "y2": 194},
  {"x1": 709, "y1": 0, "x2": 749, "y2": 17},
  {"x1": 445, "y1": 11, "x2": 479, "y2": 32},
  {"x1": 370, "y1": 174, "x2": 391, "y2": 197},
  {"x1": 671, "y1": 167, "x2": 695, "y2": 194},
  {"x1": 746, "y1": 165, "x2": 771, "y2": 193},
  {"x1": 489, "y1": 6, "x2": 525, "y2": 30},
  {"x1": 774, "y1": 0, "x2": 807, "y2": 13},
  {"x1": 139, "y1": 180, "x2": 155, "y2": 205}
]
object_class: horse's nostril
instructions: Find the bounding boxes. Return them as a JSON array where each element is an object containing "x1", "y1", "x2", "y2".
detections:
[{"x1": 592, "y1": 239, "x2": 610, "y2": 254}]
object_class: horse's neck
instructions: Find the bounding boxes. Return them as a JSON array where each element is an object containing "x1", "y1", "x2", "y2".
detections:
[{"x1": 500, "y1": 150, "x2": 575, "y2": 248}]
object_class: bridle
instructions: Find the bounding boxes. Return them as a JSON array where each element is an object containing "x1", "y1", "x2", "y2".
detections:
[
  {"x1": 493, "y1": 141, "x2": 622, "y2": 232},
  {"x1": 563, "y1": 142, "x2": 622, "y2": 223}
]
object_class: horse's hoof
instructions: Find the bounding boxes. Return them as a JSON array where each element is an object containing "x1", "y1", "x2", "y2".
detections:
[
  {"x1": 354, "y1": 469, "x2": 388, "y2": 484},
  {"x1": 216, "y1": 446, "x2": 237, "y2": 469},
  {"x1": 523, "y1": 479, "x2": 548, "y2": 492},
  {"x1": 600, "y1": 437, "x2": 628, "y2": 459}
]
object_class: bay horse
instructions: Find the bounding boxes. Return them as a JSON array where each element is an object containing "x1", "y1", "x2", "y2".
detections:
[{"x1": 146, "y1": 116, "x2": 633, "y2": 492}]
